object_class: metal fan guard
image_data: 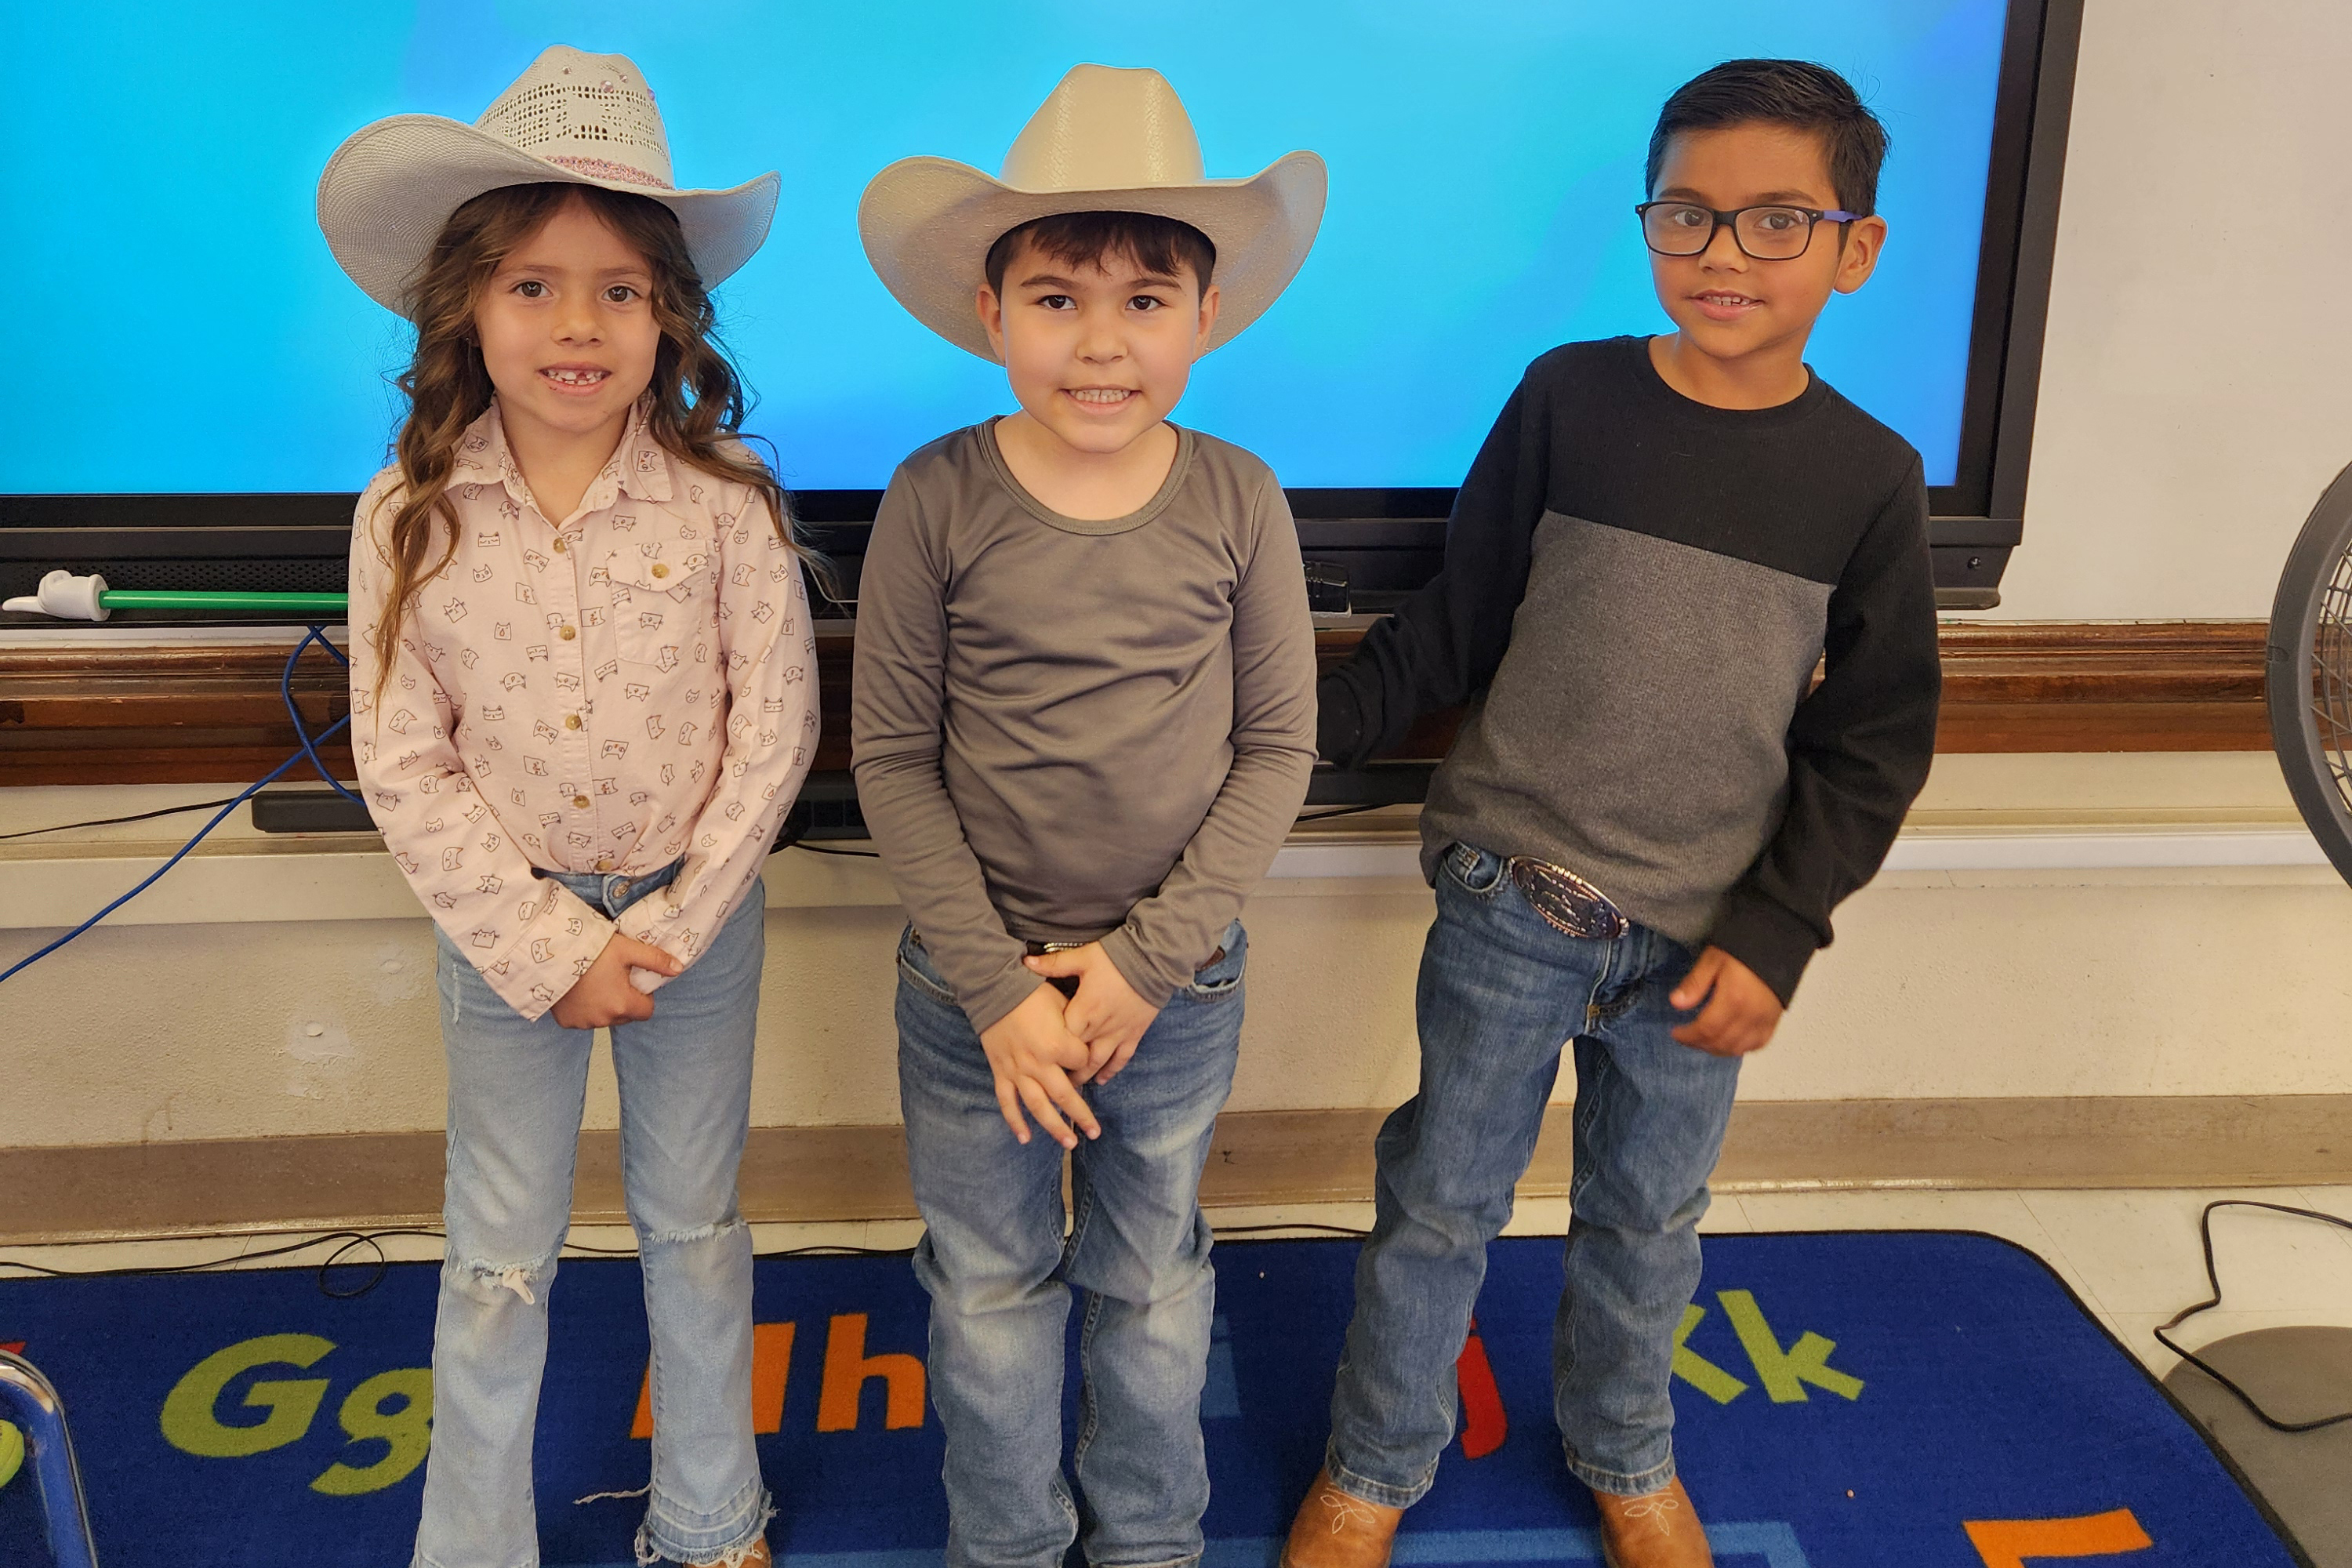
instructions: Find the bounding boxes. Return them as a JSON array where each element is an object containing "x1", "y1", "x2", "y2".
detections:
[
  {"x1": 2270, "y1": 458, "x2": 2352, "y2": 885},
  {"x1": 2315, "y1": 549, "x2": 2352, "y2": 818}
]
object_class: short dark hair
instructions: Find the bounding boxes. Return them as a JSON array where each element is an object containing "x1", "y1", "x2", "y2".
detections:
[
  {"x1": 983, "y1": 210, "x2": 1217, "y2": 296},
  {"x1": 1646, "y1": 60, "x2": 1890, "y2": 217}
]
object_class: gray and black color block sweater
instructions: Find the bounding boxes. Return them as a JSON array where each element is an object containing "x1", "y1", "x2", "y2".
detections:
[{"x1": 1319, "y1": 336, "x2": 1941, "y2": 1004}]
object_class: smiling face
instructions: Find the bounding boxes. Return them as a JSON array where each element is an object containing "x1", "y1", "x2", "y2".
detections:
[
  {"x1": 1646, "y1": 122, "x2": 1886, "y2": 372},
  {"x1": 472, "y1": 192, "x2": 662, "y2": 456},
  {"x1": 975, "y1": 234, "x2": 1221, "y2": 461}
]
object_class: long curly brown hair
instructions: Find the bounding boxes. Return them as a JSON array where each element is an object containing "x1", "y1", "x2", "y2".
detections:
[{"x1": 364, "y1": 181, "x2": 815, "y2": 703}]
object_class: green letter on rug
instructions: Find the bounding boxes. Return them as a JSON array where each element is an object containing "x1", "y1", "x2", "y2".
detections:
[
  {"x1": 1672, "y1": 1305, "x2": 1751, "y2": 1404},
  {"x1": 161, "y1": 1334, "x2": 335, "y2": 1457},
  {"x1": 1717, "y1": 1290, "x2": 1865, "y2": 1403}
]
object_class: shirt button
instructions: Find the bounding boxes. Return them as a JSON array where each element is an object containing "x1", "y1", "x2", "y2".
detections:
[
  {"x1": 565, "y1": 713, "x2": 583, "y2": 730},
  {"x1": 595, "y1": 858, "x2": 613, "y2": 872},
  {"x1": 559, "y1": 625, "x2": 576, "y2": 641},
  {"x1": 554, "y1": 537, "x2": 568, "y2": 554},
  {"x1": 573, "y1": 794, "x2": 591, "y2": 810},
  {"x1": 652, "y1": 563, "x2": 670, "y2": 579}
]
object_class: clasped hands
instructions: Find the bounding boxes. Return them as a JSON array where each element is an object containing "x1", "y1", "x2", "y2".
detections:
[
  {"x1": 977, "y1": 943, "x2": 1160, "y2": 1149},
  {"x1": 552, "y1": 931, "x2": 684, "y2": 1030}
]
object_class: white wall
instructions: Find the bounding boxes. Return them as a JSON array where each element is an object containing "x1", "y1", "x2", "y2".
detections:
[
  {"x1": 5, "y1": 753, "x2": 2347, "y2": 1150},
  {"x1": 1998, "y1": 0, "x2": 2352, "y2": 620}
]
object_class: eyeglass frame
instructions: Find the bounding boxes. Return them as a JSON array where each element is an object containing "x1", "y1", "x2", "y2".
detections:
[{"x1": 1632, "y1": 201, "x2": 1864, "y2": 260}]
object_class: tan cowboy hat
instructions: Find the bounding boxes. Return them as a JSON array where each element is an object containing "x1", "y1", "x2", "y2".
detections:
[
  {"x1": 858, "y1": 64, "x2": 1327, "y2": 361},
  {"x1": 317, "y1": 45, "x2": 779, "y2": 319}
]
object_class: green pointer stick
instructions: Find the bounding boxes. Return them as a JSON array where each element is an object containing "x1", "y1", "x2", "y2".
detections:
[{"x1": 98, "y1": 590, "x2": 350, "y2": 615}]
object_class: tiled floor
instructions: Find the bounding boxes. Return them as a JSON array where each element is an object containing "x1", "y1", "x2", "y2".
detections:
[{"x1": 5, "y1": 1188, "x2": 2350, "y2": 1384}]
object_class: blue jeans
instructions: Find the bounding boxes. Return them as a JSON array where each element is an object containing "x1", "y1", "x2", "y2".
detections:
[
  {"x1": 416, "y1": 863, "x2": 773, "y2": 1568},
  {"x1": 1326, "y1": 843, "x2": 1741, "y2": 1504},
  {"x1": 895, "y1": 921, "x2": 1247, "y2": 1568}
]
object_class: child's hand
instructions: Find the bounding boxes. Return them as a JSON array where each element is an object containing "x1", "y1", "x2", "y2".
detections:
[
  {"x1": 977, "y1": 985, "x2": 1102, "y2": 1149},
  {"x1": 552, "y1": 933, "x2": 684, "y2": 1030},
  {"x1": 1669, "y1": 946, "x2": 1784, "y2": 1056},
  {"x1": 1022, "y1": 942, "x2": 1160, "y2": 1085}
]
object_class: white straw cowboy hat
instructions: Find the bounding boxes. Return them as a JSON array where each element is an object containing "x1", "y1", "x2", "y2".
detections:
[
  {"x1": 317, "y1": 45, "x2": 779, "y2": 318},
  {"x1": 858, "y1": 64, "x2": 1327, "y2": 361}
]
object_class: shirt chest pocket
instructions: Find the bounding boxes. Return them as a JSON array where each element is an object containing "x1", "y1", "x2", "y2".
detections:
[{"x1": 598, "y1": 528, "x2": 717, "y2": 670}]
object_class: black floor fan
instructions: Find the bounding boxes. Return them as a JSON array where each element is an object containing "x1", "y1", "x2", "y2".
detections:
[{"x1": 2269, "y1": 460, "x2": 2352, "y2": 884}]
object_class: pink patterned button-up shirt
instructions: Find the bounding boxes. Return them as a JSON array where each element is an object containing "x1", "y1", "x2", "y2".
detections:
[{"x1": 347, "y1": 400, "x2": 818, "y2": 1019}]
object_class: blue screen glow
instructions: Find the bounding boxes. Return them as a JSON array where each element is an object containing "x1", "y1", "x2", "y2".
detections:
[{"x1": 4, "y1": 1, "x2": 2005, "y2": 493}]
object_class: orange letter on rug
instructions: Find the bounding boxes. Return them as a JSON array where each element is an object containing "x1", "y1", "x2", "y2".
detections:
[
  {"x1": 817, "y1": 1312, "x2": 926, "y2": 1432},
  {"x1": 1965, "y1": 1509, "x2": 2154, "y2": 1566},
  {"x1": 633, "y1": 1321, "x2": 796, "y2": 1438}
]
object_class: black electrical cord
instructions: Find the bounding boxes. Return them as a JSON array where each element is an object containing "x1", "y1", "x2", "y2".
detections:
[
  {"x1": 2154, "y1": 1199, "x2": 2352, "y2": 1433},
  {"x1": 0, "y1": 1226, "x2": 920, "y2": 1303},
  {"x1": 0, "y1": 1228, "x2": 445, "y2": 1301},
  {"x1": 1216, "y1": 1222, "x2": 1371, "y2": 1238},
  {"x1": 1294, "y1": 802, "x2": 1407, "y2": 822},
  {"x1": 2, "y1": 1218, "x2": 1368, "y2": 1283},
  {"x1": 0, "y1": 797, "x2": 248, "y2": 843}
]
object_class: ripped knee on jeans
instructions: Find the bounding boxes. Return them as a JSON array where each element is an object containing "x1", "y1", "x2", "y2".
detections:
[
  {"x1": 450, "y1": 1247, "x2": 560, "y2": 1307},
  {"x1": 636, "y1": 1212, "x2": 748, "y2": 1250}
]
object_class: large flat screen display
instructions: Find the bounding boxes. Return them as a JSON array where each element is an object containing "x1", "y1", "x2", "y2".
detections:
[{"x1": 6, "y1": 1, "x2": 2009, "y2": 496}]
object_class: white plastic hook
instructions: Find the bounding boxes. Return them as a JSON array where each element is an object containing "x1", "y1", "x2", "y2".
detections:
[{"x1": 2, "y1": 570, "x2": 110, "y2": 621}]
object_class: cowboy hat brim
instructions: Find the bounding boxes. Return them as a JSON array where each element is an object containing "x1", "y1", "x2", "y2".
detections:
[
  {"x1": 857, "y1": 151, "x2": 1327, "y2": 361},
  {"x1": 317, "y1": 114, "x2": 780, "y2": 319}
]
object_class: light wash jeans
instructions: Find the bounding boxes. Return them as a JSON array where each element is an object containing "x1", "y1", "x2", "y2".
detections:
[
  {"x1": 895, "y1": 921, "x2": 1247, "y2": 1568},
  {"x1": 1325, "y1": 842, "x2": 1742, "y2": 1504},
  {"x1": 415, "y1": 862, "x2": 773, "y2": 1568}
]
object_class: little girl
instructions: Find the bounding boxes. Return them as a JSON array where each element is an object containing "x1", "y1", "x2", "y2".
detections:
[{"x1": 318, "y1": 47, "x2": 815, "y2": 1568}]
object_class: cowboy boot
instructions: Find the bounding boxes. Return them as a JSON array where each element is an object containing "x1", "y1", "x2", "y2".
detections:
[
  {"x1": 1595, "y1": 1478, "x2": 1713, "y2": 1568},
  {"x1": 1279, "y1": 1467, "x2": 1405, "y2": 1568}
]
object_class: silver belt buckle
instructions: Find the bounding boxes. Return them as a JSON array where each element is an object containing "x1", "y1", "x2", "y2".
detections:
[{"x1": 1506, "y1": 856, "x2": 1628, "y2": 940}]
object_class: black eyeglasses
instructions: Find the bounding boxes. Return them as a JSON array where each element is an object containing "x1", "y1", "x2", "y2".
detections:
[{"x1": 1635, "y1": 201, "x2": 1860, "y2": 260}]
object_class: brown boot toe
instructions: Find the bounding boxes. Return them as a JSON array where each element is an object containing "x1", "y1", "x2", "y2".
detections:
[
  {"x1": 1279, "y1": 1467, "x2": 1405, "y2": 1568},
  {"x1": 1595, "y1": 1477, "x2": 1713, "y2": 1568}
]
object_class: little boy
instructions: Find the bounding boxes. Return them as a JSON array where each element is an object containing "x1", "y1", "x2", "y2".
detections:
[
  {"x1": 851, "y1": 66, "x2": 1326, "y2": 1568},
  {"x1": 1280, "y1": 61, "x2": 1941, "y2": 1568}
]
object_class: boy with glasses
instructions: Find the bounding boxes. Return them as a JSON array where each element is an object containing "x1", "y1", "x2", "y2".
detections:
[{"x1": 1281, "y1": 60, "x2": 1940, "y2": 1568}]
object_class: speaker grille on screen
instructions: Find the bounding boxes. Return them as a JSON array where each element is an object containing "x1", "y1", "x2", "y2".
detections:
[{"x1": 62, "y1": 558, "x2": 345, "y2": 594}]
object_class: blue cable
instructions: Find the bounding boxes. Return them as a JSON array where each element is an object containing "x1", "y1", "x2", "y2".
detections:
[
  {"x1": 0, "y1": 630, "x2": 358, "y2": 987},
  {"x1": 282, "y1": 624, "x2": 365, "y2": 807}
]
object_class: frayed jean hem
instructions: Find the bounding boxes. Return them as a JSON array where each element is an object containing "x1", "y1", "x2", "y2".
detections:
[
  {"x1": 1319, "y1": 1438, "x2": 1434, "y2": 1512},
  {"x1": 1564, "y1": 1443, "x2": 1676, "y2": 1499},
  {"x1": 633, "y1": 1478, "x2": 773, "y2": 1565}
]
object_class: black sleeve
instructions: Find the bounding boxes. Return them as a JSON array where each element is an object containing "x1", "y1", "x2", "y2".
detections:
[
  {"x1": 1316, "y1": 369, "x2": 1552, "y2": 766},
  {"x1": 1707, "y1": 456, "x2": 1940, "y2": 1004}
]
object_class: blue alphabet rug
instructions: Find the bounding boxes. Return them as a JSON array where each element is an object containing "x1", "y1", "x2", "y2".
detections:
[{"x1": 0, "y1": 1232, "x2": 2299, "y2": 1565}]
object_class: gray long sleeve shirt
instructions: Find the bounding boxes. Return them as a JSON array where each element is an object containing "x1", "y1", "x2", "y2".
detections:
[{"x1": 851, "y1": 419, "x2": 1318, "y2": 1035}]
